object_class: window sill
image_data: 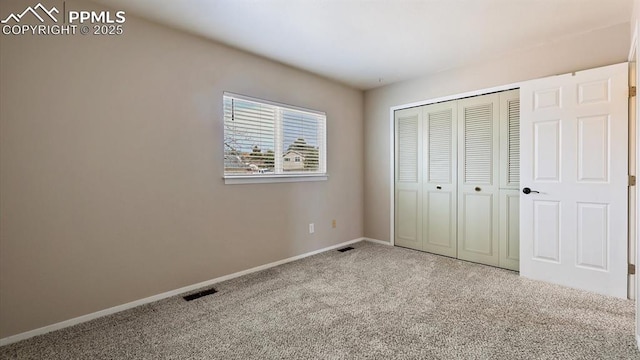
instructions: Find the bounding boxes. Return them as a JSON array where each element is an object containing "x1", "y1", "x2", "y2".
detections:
[{"x1": 224, "y1": 174, "x2": 329, "y2": 185}]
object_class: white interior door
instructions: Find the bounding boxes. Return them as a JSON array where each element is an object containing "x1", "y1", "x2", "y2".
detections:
[
  {"x1": 520, "y1": 62, "x2": 628, "y2": 298},
  {"x1": 422, "y1": 101, "x2": 457, "y2": 257}
]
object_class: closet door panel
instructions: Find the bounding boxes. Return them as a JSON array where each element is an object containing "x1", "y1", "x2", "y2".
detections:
[
  {"x1": 397, "y1": 190, "x2": 419, "y2": 245},
  {"x1": 461, "y1": 193, "x2": 494, "y2": 254},
  {"x1": 500, "y1": 189, "x2": 520, "y2": 271},
  {"x1": 424, "y1": 191, "x2": 454, "y2": 247},
  {"x1": 422, "y1": 102, "x2": 457, "y2": 257},
  {"x1": 457, "y1": 94, "x2": 500, "y2": 266},
  {"x1": 395, "y1": 107, "x2": 422, "y2": 250}
]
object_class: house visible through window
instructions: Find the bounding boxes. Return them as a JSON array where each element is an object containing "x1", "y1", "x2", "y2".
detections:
[{"x1": 223, "y1": 93, "x2": 327, "y2": 180}]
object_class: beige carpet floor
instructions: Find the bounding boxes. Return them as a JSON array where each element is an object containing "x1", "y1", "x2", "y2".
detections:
[{"x1": 1, "y1": 241, "x2": 638, "y2": 359}]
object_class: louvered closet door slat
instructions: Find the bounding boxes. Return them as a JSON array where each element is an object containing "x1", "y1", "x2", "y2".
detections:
[
  {"x1": 397, "y1": 116, "x2": 419, "y2": 183},
  {"x1": 499, "y1": 90, "x2": 520, "y2": 189},
  {"x1": 508, "y1": 99, "x2": 520, "y2": 185},
  {"x1": 428, "y1": 110, "x2": 453, "y2": 183},
  {"x1": 464, "y1": 104, "x2": 493, "y2": 184}
]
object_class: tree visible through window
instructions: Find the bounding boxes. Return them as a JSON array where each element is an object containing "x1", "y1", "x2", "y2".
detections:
[{"x1": 223, "y1": 93, "x2": 326, "y2": 177}]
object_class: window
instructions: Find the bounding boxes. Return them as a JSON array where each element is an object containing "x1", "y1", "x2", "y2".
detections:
[{"x1": 223, "y1": 93, "x2": 327, "y2": 183}]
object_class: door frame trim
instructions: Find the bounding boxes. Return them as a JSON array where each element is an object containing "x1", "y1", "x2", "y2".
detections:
[
  {"x1": 628, "y1": 18, "x2": 639, "y2": 349},
  {"x1": 389, "y1": 82, "x2": 522, "y2": 246}
]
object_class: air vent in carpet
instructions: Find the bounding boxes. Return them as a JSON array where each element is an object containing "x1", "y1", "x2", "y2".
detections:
[
  {"x1": 183, "y1": 288, "x2": 217, "y2": 301},
  {"x1": 337, "y1": 246, "x2": 354, "y2": 252}
]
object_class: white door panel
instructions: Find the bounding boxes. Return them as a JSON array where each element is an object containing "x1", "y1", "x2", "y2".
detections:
[
  {"x1": 396, "y1": 189, "x2": 419, "y2": 246},
  {"x1": 533, "y1": 120, "x2": 561, "y2": 182},
  {"x1": 461, "y1": 193, "x2": 495, "y2": 255},
  {"x1": 532, "y1": 200, "x2": 561, "y2": 262},
  {"x1": 520, "y1": 62, "x2": 628, "y2": 298},
  {"x1": 499, "y1": 190, "x2": 520, "y2": 271},
  {"x1": 424, "y1": 192, "x2": 454, "y2": 247}
]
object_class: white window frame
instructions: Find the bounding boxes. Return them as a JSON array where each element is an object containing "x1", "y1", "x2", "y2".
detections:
[{"x1": 223, "y1": 92, "x2": 328, "y2": 184}]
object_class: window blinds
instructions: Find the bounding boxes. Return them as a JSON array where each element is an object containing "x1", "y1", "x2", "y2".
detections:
[{"x1": 223, "y1": 93, "x2": 326, "y2": 176}]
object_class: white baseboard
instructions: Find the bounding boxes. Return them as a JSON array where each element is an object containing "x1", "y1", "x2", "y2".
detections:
[
  {"x1": 363, "y1": 238, "x2": 392, "y2": 246},
  {"x1": 637, "y1": 334, "x2": 640, "y2": 351},
  {"x1": 0, "y1": 237, "x2": 366, "y2": 347}
]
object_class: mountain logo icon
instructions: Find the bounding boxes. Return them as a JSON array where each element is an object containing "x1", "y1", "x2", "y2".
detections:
[{"x1": 1, "y1": 3, "x2": 59, "y2": 24}]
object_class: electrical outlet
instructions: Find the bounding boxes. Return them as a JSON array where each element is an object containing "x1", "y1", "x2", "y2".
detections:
[
  {"x1": 332, "y1": 219, "x2": 336, "y2": 228},
  {"x1": 309, "y1": 223, "x2": 314, "y2": 234}
]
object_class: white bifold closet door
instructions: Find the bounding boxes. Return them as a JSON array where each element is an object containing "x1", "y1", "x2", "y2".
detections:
[
  {"x1": 422, "y1": 102, "x2": 458, "y2": 257},
  {"x1": 499, "y1": 90, "x2": 521, "y2": 271},
  {"x1": 394, "y1": 103, "x2": 458, "y2": 255},
  {"x1": 457, "y1": 94, "x2": 501, "y2": 266},
  {"x1": 395, "y1": 107, "x2": 422, "y2": 250},
  {"x1": 394, "y1": 91, "x2": 520, "y2": 270}
]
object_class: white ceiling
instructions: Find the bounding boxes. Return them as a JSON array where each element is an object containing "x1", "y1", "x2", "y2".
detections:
[{"x1": 98, "y1": 0, "x2": 633, "y2": 90}]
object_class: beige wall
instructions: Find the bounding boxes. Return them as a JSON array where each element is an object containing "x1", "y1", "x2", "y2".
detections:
[
  {"x1": 0, "y1": 0, "x2": 364, "y2": 338},
  {"x1": 363, "y1": 22, "x2": 631, "y2": 242},
  {"x1": 633, "y1": 0, "x2": 640, "y2": 38}
]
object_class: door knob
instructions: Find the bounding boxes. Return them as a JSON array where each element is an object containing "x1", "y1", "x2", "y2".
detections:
[{"x1": 522, "y1": 187, "x2": 540, "y2": 194}]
